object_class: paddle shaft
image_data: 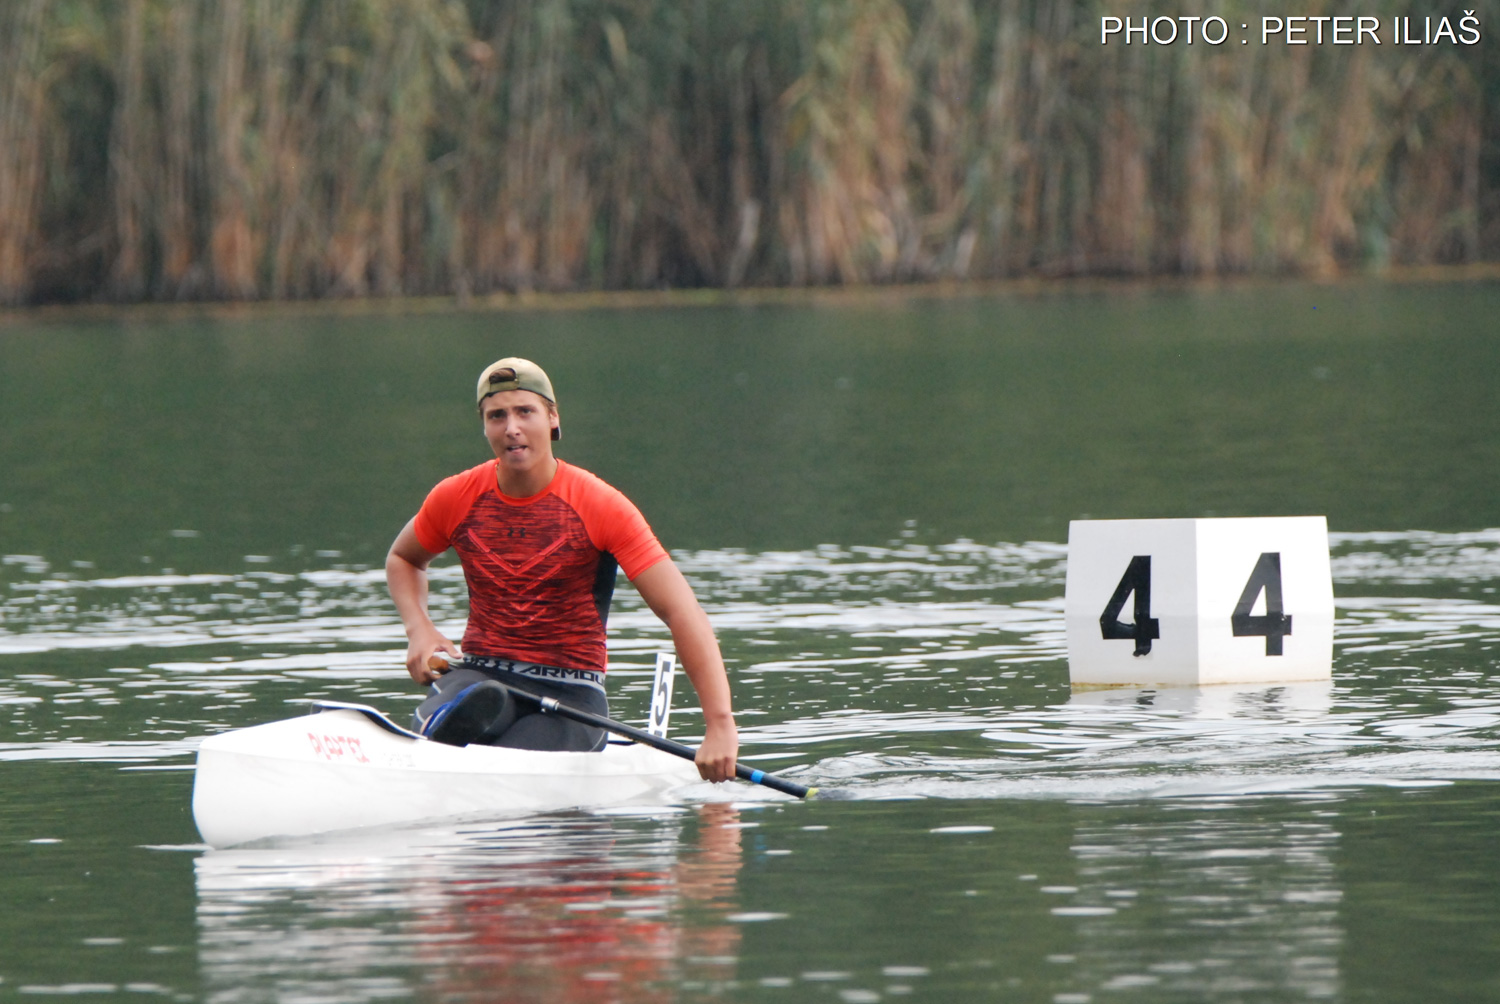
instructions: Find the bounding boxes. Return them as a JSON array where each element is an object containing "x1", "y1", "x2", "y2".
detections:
[{"x1": 428, "y1": 655, "x2": 812, "y2": 799}]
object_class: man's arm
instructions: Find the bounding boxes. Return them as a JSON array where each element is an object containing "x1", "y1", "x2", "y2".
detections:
[
  {"x1": 386, "y1": 517, "x2": 459, "y2": 684},
  {"x1": 631, "y1": 558, "x2": 739, "y2": 783}
]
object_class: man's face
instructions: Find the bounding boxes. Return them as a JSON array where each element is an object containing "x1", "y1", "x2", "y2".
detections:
[{"x1": 481, "y1": 390, "x2": 558, "y2": 472}]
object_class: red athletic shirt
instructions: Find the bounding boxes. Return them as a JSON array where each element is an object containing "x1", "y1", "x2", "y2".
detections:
[{"x1": 412, "y1": 460, "x2": 669, "y2": 673}]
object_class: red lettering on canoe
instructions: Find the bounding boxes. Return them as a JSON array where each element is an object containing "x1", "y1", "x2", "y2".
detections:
[{"x1": 308, "y1": 732, "x2": 371, "y2": 763}]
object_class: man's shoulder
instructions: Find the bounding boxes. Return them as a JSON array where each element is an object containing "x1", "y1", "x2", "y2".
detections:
[
  {"x1": 413, "y1": 461, "x2": 495, "y2": 551},
  {"x1": 421, "y1": 461, "x2": 494, "y2": 510},
  {"x1": 552, "y1": 462, "x2": 645, "y2": 522},
  {"x1": 554, "y1": 460, "x2": 634, "y2": 505},
  {"x1": 551, "y1": 461, "x2": 663, "y2": 572},
  {"x1": 433, "y1": 460, "x2": 495, "y2": 492}
]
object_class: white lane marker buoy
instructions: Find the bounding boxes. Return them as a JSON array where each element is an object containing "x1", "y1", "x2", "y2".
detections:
[{"x1": 1065, "y1": 516, "x2": 1334, "y2": 688}]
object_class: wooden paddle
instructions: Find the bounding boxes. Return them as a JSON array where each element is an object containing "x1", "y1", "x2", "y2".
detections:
[{"x1": 427, "y1": 654, "x2": 814, "y2": 799}]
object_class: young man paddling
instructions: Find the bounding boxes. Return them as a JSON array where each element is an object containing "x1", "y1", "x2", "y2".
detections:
[{"x1": 385, "y1": 357, "x2": 739, "y2": 783}]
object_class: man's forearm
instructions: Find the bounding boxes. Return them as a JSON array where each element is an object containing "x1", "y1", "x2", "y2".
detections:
[
  {"x1": 631, "y1": 558, "x2": 739, "y2": 780},
  {"x1": 386, "y1": 552, "x2": 435, "y2": 637},
  {"x1": 667, "y1": 604, "x2": 735, "y2": 724}
]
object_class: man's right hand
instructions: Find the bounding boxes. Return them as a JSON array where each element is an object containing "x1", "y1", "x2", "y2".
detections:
[
  {"x1": 404, "y1": 630, "x2": 459, "y2": 684},
  {"x1": 387, "y1": 516, "x2": 457, "y2": 686}
]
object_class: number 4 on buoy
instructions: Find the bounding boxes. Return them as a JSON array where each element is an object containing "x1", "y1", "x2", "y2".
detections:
[{"x1": 1065, "y1": 517, "x2": 1333, "y2": 688}]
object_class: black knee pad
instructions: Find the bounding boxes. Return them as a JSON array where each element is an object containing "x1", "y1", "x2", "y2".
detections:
[{"x1": 422, "y1": 680, "x2": 516, "y2": 747}]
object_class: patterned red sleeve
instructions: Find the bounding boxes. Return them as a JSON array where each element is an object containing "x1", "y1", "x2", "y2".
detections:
[
  {"x1": 412, "y1": 464, "x2": 489, "y2": 554},
  {"x1": 555, "y1": 463, "x2": 669, "y2": 580}
]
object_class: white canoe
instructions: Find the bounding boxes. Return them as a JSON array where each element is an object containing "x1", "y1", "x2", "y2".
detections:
[{"x1": 192, "y1": 703, "x2": 702, "y2": 848}]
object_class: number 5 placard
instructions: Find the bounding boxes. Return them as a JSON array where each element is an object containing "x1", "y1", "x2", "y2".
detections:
[{"x1": 1064, "y1": 517, "x2": 1334, "y2": 688}]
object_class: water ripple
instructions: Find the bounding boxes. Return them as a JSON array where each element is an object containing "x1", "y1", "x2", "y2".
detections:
[{"x1": 3, "y1": 530, "x2": 1500, "y2": 802}]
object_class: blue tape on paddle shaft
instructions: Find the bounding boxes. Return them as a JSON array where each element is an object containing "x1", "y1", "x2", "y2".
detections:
[{"x1": 750, "y1": 769, "x2": 765, "y2": 783}]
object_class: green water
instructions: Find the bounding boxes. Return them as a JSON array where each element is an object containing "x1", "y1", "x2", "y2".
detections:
[
  {"x1": 3, "y1": 280, "x2": 1500, "y2": 1002},
  {"x1": 5, "y1": 281, "x2": 1497, "y2": 569}
]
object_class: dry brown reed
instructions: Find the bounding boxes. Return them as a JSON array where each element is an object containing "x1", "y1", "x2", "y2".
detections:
[
  {"x1": 0, "y1": 0, "x2": 50, "y2": 304},
  {"x1": 0, "y1": 0, "x2": 1491, "y2": 304}
]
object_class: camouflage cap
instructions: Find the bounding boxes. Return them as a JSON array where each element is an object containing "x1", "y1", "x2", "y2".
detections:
[{"x1": 476, "y1": 357, "x2": 560, "y2": 440}]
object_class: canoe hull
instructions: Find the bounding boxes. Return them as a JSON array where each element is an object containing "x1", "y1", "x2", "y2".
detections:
[{"x1": 192, "y1": 708, "x2": 702, "y2": 848}]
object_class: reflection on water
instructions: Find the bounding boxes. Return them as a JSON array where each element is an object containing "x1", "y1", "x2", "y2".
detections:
[
  {"x1": 189, "y1": 796, "x2": 1353, "y2": 1003},
  {"x1": 1057, "y1": 808, "x2": 1344, "y2": 1001},
  {"x1": 1068, "y1": 681, "x2": 1337, "y2": 716},
  {"x1": 196, "y1": 804, "x2": 745, "y2": 1004},
  {"x1": 197, "y1": 797, "x2": 1351, "y2": 1002}
]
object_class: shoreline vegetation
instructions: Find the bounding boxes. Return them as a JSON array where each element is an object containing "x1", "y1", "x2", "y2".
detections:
[
  {"x1": 0, "y1": 1, "x2": 1494, "y2": 309},
  {"x1": 5, "y1": 262, "x2": 1497, "y2": 328}
]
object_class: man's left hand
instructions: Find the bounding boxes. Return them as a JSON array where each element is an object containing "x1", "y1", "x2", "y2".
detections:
[{"x1": 695, "y1": 719, "x2": 739, "y2": 783}]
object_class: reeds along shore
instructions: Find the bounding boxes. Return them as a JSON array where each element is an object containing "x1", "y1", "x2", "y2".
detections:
[{"x1": 0, "y1": 0, "x2": 1492, "y2": 305}]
